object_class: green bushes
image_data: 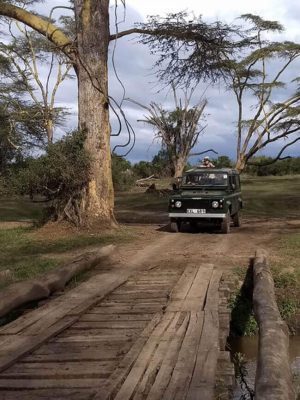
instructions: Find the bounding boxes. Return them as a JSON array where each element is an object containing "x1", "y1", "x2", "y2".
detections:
[{"x1": 11, "y1": 130, "x2": 90, "y2": 223}]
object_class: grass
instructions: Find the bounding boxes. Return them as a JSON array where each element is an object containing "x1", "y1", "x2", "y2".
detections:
[
  {"x1": 241, "y1": 175, "x2": 300, "y2": 218},
  {"x1": 0, "y1": 226, "x2": 134, "y2": 289},
  {"x1": 230, "y1": 231, "x2": 300, "y2": 335},
  {"x1": 0, "y1": 197, "x2": 43, "y2": 222},
  {"x1": 271, "y1": 232, "x2": 300, "y2": 329}
]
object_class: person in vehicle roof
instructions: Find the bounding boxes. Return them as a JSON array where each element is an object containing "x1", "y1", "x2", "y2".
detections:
[{"x1": 200, "y1": 156, "x2": 215, "y2": 168}]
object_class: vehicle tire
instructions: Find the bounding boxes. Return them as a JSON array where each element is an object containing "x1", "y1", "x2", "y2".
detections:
[
  {"x1": 170, "y1": 221, "x2": 181, "y2": 233},
  {"x1": 221, "y1": 212, "x2": 230, "y2": 234},
  {"x1": 232, "y1": 211, "x2": 241, "y2": 227}
]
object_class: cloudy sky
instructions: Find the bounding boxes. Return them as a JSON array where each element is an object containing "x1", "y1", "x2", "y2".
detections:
[{"x1": 13, "y1": 0, "x2": 300, "y2": 163}]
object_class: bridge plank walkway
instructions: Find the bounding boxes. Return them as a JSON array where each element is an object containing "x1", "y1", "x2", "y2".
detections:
[{"x1": 0, "y1": 262, "x2": 229, "y2": 400}]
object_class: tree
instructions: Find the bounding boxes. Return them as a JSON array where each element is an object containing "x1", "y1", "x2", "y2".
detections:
[
  {"x1": 0, "y1": 1, "x2": 239, "y2": 227},
  {"x1": 142, "y1": 86, "x2": 207, "y2": 178},
  {"x1": 228, "y1": 15, "x2": 300, "y2": 172},
  {"x1": 0, "y1": 21, "x2": 72, "y2": 145},
  {"x1": 212, "y1": 155, "x2": 233, "y2": 168}
]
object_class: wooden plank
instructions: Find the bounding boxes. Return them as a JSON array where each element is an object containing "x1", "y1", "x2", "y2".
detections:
[
  {"x1": 204, "y1": 270, "x2": 222, "y2": 311},
  {"x1": 0, "y1": 389, "x2": 95, "y2": 400},
  {"x1": 58, "y1": 327, "x2": 140, "y2": 337},
  {"x1": 71, "y1": 321, "x2": 147, "y2": 329},
  {"x1": 146, "y1": 312, "x2": 190, "y2": 400},
  {"x1": 0, "y1": 316, "x2": 78, "y2": 373},
  {"x1": 186, "y1": 265, "x2": 214, "y2": 301},
  {"x1": 93, "y1": 313, "x2": 163, "y2": 400},
  {"x1": 166, "y1": 266, "x2": 214, "y2": 313},
  {"x1": 0, "y1": 378, "x2": 106, "y2": 389},
  {"x1": 1, "y1": 360, "x2": 114, "y2": 379},
  {"x1": 24, "y1": 350, "x2": 123, "y2": 362},
  {"x1": 79, "y1": 313, "x2": 154, "y2": 322},
  {"x1": 169, "y1": 265, "x2": 198, "y2": 300},
  {"x1": 186, "y1": 310, "x2": 219, "y2": 400},
  {"x1": 162, "y1": 312, "x2": 204, "y2": 400},
  {"x1": 88, "y1": 306, "x2": 162, "y2": 314},
  {"x1": 0, "y1": 299, "x2": 66, "y2": 335},
  {"x1": 113, "y1": 312, "x2": 179, "y2": 400}
]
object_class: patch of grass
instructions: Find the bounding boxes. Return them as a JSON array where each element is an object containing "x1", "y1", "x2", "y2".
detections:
[
  {"x1": 271, "y1": 232, "x2": 300, "y2": 327},
  {"x1": 241, "y1": 175, "x2": 300, "y2": 218},
  {"x1": 115, "y1": 192, "x2": 168, "y2": 213},
  {"x1": 278, "y1": 299, "x2": 299, "y2": 320},
  {"x1": 229, "y1": 290, "x2": 258, "y2": 337},
  {"x1": 0, "y1": 226, "x2": 134, "y2": 290},
  {"x1": 0, "y1": 197, "x2": 43, "y2": 222}
]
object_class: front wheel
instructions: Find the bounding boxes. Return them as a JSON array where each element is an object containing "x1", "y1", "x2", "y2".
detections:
[
  {"x1": 170, "y1": 221, "x2": 181, "y2": 233},
  {"x1": 232, "y1": 211, "x2": 241, "y2": 227},
  {"x1": 221, "y1": 212, "x2": 230, "y2": 234}
]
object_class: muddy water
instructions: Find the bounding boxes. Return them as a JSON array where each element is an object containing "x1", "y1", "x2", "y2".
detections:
[{"x1": 229, "y1": 335, "x2": 300, "y2": 398}]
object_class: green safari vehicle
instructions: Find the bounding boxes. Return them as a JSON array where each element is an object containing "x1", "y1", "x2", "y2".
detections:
[{"x1": 168, "y1": 168, "x2": 243, "y2": 233}]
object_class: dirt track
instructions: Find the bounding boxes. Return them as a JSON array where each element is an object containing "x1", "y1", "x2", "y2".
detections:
[{"x1": 112, "y1": 218, "x2": 300, "y2": 274}]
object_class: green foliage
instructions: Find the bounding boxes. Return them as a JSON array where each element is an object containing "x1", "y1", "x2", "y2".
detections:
[
  {"x1": 229, "y1": 290, "x2": 258, "y2": 336},
  {"x1": 132, "y1": 161, "x2": 154, "y2": 179},
  {"x1": 245, "y1": 157, "x2": 300, "y2": 176},
  {"x1": 212, "y1": 155, "x2": 233, "y2": 168},
  {"x1": 111, "y1": 153, "x2": 136, "y2": 191},
  {"x1": 11, "y1": 130, "x2": 90, "y2": 222},
  {"x1": 278, "y1": 299, "x2": 298, "y2": 320},
  {"x1": 132, "y1": 149, "x2": 175, "y2": 179}
]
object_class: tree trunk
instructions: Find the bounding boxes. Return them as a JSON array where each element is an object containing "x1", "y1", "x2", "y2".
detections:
[
  {"x1": 235, "y1": 153, "x2": 246, "y2": 173},
  {"x1": 45, "y1": 118, "x2": 53, "y2": 144},
  {"x1": 74, "y1": 0, "x2": 115, "y2": 227},
  {"x1": 173, "y1": 157, "x2": 186, "y2": 178}
]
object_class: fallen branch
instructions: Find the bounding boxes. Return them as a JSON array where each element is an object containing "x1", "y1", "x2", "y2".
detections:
[
  {"x1": 253, "y1": 249, "x2": 295, "y2": 400},
  {"x1": 0, "y1": 245, "x2": 114, "y2": 319},
  {"x1": 135, "y1": 175, "x2": 158, "y2": 187}
]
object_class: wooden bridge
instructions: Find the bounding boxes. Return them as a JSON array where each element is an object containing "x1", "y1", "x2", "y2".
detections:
[
  {"x1": 0, "y1": 258, "x2": 233, "y2": 400},
  {"x1": 0, "y1": 248, "x2": 295, "y2": 399}
]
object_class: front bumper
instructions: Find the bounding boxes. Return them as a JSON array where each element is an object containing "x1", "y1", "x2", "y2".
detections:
[{"x1": 169, "y1": 212, "x2": 226, "y2": 219}]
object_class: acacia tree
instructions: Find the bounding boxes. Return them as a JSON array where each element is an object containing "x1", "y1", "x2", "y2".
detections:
[
  {"x1": 229, "y1": 15, "x2": 300, "y2": 172},
  {"x1": 142, "y1": 86, "x2": 207, "y2": 178},
  {"x1": 0, "y1": 1, "x2": 238, "y2": 227},
  {"x1": 0, "y1": 22, "x2": 72, "y2": 146}
]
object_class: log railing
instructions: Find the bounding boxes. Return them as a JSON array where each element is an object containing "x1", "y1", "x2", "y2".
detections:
[{"x1": 253, "y1": 249, "x2": 296, "y2": 400}]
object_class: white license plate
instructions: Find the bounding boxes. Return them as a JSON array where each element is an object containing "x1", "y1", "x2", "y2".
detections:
[{"x1": 187, "y1": 209, "x2": 206, "y2": 214}]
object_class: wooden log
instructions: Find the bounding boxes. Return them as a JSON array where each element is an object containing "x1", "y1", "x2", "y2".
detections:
[
  {"x1": 0, "y1": 245, "x2": 114, "y2": 319},
  {"x1": 253, "y1": 249, "x2": 296, "y2": 400}
]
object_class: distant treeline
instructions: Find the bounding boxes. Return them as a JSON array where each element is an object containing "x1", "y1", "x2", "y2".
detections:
[
  {"x1": 111, "y1": 153, "x2": 300, "y2": 190},
  {"x1": 1, "y1": 142, "x2": 299, "y2": 198}
]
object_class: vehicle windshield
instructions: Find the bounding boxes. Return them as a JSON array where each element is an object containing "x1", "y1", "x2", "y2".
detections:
[{"x1": 182, "y1": 172, "x2": 228, "y2": 187}]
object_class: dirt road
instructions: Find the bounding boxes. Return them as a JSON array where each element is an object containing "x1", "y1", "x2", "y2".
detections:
[{"x1": 112, "y1": 218, "x2": 300, "y2": 274}]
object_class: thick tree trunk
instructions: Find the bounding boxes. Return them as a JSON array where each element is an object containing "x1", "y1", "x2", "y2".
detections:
[
  {"x1": 173, "y1": 157, "x2": 186, "y2": 178},
  {"x1": 235, "y1": 153, "x2": 246, "y2": 173},
  {"x1": 74, "y1": 0, "x2": 115, "y2": 227}
]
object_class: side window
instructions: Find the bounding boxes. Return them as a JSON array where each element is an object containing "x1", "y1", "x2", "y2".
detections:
[
  {"x1": 230, "y1": 175, "x2": 240, "y2": 190},
  {"x1": 234, "y1": 175, "x2": 240, "y2": 190}
]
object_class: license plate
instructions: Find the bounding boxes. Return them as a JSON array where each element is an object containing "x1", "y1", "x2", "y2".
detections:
[{"x1": 187, "y1": 209, "x2": 206, "y2": 214}]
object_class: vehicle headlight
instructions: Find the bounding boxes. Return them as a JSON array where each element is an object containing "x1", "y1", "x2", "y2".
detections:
[
  {"x1": 175, "y1": 201, "x2": 182, "y2": 208},
  {"x1": 212, "y1": 201, "x2": 219, "y2": 209}
]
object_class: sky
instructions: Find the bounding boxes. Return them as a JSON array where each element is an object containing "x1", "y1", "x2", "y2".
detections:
[
  {"x1": 107, "y1": 0, "x2": 300, "y2": 162},
  {"x1": 6, "y1": 0, "x2": 300, "y2": 163}
]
